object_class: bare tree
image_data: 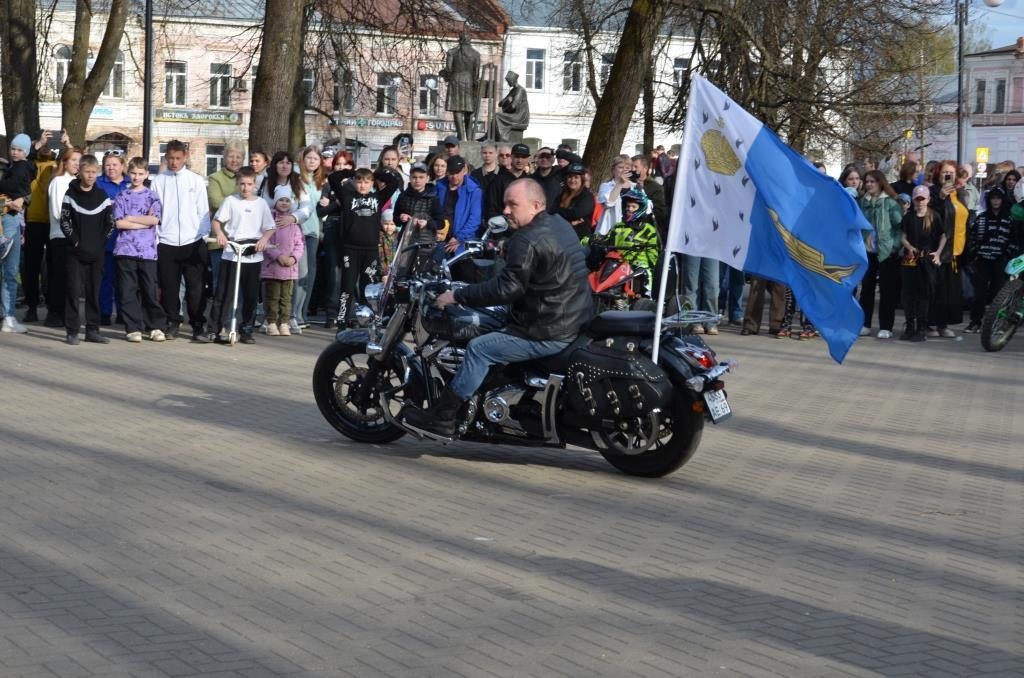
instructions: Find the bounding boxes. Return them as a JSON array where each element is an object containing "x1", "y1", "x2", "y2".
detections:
[{"x1": 1, "y1": 0, "x2": 42, "y2": 139}]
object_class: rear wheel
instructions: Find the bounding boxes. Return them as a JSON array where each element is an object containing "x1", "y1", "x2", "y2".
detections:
[
  {"x1": 312, "y1": 341, "x2": 407, "y2": 443},
  {"x1": 632, "y1": 298, "x2": 658, "y2": 312},
  {"x1": 597, "y1": 394, "x2": 703, "y2": 477},
  {"x1": 981, "y1": 279, "x2": 1023, "y2": 352}
]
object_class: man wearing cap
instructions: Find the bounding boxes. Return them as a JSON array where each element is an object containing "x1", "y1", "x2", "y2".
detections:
[
  {"x1": 436, "y1": 155, "x2": 482, "y2": 258},
  {"x1": 485, "y1": 142, "x2": 532, "y2": 222},
  {"x1": 401, "y1": 178, "x2": 591, "y2": 437},
  {"x1": 443, "y1": 135, "x2": 461, "y2": 159},
  {"x1": 531, "y1": 147, "x2": 563, "y2": 210}
]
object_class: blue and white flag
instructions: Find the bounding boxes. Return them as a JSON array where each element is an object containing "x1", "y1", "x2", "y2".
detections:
[{"x1": 668, "y1": 75, "x2": 871, "y2": 363}]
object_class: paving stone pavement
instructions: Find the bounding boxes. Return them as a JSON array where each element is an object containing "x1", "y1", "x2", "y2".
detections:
[{"x1": 1, "y1": 320, "x2": 1022, "y2": 678}]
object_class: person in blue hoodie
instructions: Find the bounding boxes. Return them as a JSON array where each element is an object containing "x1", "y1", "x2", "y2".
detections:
[
  {"x1": 436, "y1": 154, "x2": 481, "y2": 255},
  {"x1": 96, "y1": 152, "x2": 131, "y2": 325}
]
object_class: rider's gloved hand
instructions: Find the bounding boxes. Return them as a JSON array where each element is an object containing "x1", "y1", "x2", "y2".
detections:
[{"x1": 586, "y1": 244, "x2": 608, "y2": 271}]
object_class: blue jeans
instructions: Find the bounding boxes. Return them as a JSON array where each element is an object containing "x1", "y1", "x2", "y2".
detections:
[
  {"x1": 718, "y1": 262, "x2": 745, "y2": 322},
  {"x1": 1, "y1": 214, "x2": 22, "y2": 318},
  {"x1": 450, "y1": 331, "x2": 569, "y2": 401},
  {"x1": 683, "y1": 255, "x2": 720, "y2": 325},
  {"x1": 209, "y1": 247, "x2": 223, "y2": 296},
  {"x1": 292, "y1": 234, "x2": 318, "y2": 324}
]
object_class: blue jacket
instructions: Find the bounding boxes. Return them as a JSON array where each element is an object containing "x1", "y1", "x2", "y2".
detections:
[
  {"x1": 436, "y1": 174, "x2": 482, "y2": 246},
  {"x1": 97, "y1": 175, "x2": 131, "y2": 252}
]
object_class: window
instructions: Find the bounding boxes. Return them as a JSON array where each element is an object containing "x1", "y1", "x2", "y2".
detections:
[
  {"x1": 974, "y1": 79, "x2": 986, "y2": 114},
  {"x1": 334, "y1": 68, "x2": 354, "y2": 113},
  {"x1": 100, "y1": 50, "x2": 124, "y2": 98},
  {"x1": 205, "y1": 144, "x2": 224, "y2": 176},
  {"x1": 209, "y1": 63, "x2": 232, "y2": 107},
  {"x1": 303, "y1": 67, "x2": 316, "y2": 108},
  {"x1": 376, "y1": 72, "x2": 399, "y2": 115},
  {"x1": 54, "y1": 45, "x2": 72, "y2": 97},
  {"x1": 563, "y1": 51, "x2": 581, "y2": 92},
  {"x1": 1012, "y1": 77, "x2": 1024, "y2": 112},
  {"x1": 599, "y1": 54, "x2": 615, "y2": 91},
  {"x1": 165, "y1": 61, "x2": 187, "y2": 105},
  {"x1": 525, "y1": 49, "x2": 545, "y2": 90},
  {"x1": 673, "y1": 57, "x2": 690, "y2": 89},
  {"x1": 994, "y1": 78, "x2": 1006, "y2": 114},
  {"x1": 418, "y1": 74, "x2": 439, "y2": 116}
]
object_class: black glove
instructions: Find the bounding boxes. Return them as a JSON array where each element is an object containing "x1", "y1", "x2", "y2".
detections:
[{"x1": 586, "y1": 244, "x2": 607, "y2": 271}]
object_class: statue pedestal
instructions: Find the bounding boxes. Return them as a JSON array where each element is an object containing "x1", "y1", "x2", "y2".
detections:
[{"x1": 428, "y1": 140, "x2": 483, "y2": 169}]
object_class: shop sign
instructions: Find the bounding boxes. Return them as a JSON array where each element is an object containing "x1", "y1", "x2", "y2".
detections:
[
  {"x1": 155, "y1": 108, "x2": 242, "y2": 124},
  {"x1": 339, "y1": 117, "x2": 405, "y2": 129}
]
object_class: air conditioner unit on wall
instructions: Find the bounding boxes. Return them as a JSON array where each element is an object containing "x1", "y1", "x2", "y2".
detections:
[{"x1": 235, "y1": 77, "x2": 248, "y2": 92}]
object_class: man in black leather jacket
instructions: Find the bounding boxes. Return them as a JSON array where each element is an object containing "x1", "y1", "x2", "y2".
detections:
[{"x1": 402, "y1": 179, "x2": 592, "y2": 437}]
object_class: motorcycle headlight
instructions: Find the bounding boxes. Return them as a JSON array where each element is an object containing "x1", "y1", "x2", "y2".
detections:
[{"x1": 364, "y1": 282, "x2": 384, "y2": 313}]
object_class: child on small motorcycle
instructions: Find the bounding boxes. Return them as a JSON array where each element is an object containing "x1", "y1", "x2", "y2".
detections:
[{"x1": 584, "y1": 187, "x2": 661, "y2": 295}]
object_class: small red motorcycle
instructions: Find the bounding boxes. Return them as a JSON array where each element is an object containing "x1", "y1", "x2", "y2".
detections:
[{"x1": 589, "y1": 245, "x2": 657, "y2": 313}]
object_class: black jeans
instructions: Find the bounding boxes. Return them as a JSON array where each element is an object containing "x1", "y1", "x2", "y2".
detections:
[
  {"x1": 157, "y1": 240, "x2": 208, "y2": 331},
  {"x1": 859, "y1": 253, "x2": 901, "y2": 332},
  {"x1": 210, "y1": 259, "x2": 261, "y2": 334},
  {"x1": 117, "y1": 257, "x2": 167, "y2": 333},
  {"x1": 65, "y1": 255, "x2": 103, "y2": 334},
  {"x1": 970, "y1": 259, "x2": 1008, "y2": 324},
  {"x1": 339, "y1": 248, "x2": 377, "y2": 322},
  {"x1": 22, "y1": 221, "x2": 49, "y2": 310},
  {"x1": 47, "y1": 238, "x2": 68, "y2": 317}
]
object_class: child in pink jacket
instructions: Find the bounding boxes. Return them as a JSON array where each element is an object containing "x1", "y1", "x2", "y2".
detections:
[{"x1": 261, "y1": 187, "x2": 306, "y2": 336}]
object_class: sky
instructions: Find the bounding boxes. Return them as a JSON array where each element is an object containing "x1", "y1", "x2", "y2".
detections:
[{"x1": 977, "y1": 0, "x2": 1024, "y2": 48}]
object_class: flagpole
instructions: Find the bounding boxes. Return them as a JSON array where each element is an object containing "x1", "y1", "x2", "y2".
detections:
[{"x1": 651, "y1": 250, "x2": 673, "y2": 364}]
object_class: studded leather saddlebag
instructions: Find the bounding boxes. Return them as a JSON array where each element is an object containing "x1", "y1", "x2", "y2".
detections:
[{"x1": 565, "y1": 340, "x2": 673, "y2": 419}]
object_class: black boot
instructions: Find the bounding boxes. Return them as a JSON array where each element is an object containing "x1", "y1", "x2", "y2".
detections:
[
  {"x1": 402, "y1": 388, "x2": 465, "y2": 437},
  {"x1": 898, "y1": 318, "x2": 915, "y2": 341}
]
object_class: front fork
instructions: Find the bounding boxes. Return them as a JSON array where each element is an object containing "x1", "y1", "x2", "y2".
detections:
[{"x1": 354, "y1": 305, "x2": 410, "y2": 409}]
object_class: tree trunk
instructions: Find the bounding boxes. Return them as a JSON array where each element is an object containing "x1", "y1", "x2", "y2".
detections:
[
  {"x1": 582, "y1": 0, "x2": 667, "y2": 182},
  {"x1": 250, "y1": 0, "x2": 306, "y2": 154},
  {"x1": 289, "y1": 53, "x2": 307, "y2": 152},
  {"x1": 0, "y1": 0, "x2": 41, "y2": 140},
  {"x1": 642, "y1": 63, "x2": 655, "y2": 155}
]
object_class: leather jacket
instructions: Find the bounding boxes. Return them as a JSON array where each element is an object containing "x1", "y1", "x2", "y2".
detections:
[{"x1": 454, "y1": 211, "x2": 592, "y2": 341}]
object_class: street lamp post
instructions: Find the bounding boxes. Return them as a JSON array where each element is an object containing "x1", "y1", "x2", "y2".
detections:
[{"x1": 959, "y1": 0, "x2": 1006, "y2": 166}]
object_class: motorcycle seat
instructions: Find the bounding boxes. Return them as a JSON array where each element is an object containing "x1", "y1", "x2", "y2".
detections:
[
  {"x1": 586, "y1": 311, "x2": 657, "y2": 338},
  {"x1": 526, "y1": 333, "x2": 590, "y2": 375}
]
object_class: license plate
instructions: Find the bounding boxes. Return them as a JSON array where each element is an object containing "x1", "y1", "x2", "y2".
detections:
[{"x1": 704, "y1": 390, "x2": 732, "y2": 423}]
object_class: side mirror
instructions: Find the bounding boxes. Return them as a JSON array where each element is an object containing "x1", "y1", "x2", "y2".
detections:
[{"x1": 486, "y1": 215, "x2": 509, "y2": 234}]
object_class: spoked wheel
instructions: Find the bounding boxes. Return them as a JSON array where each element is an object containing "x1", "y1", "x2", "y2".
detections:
[
  {"x1": 312, "y1": 342, "x2": 407, "y2": 443},
  {"x1": 595, "y1": 394, "x2": 704, "y2": 477},
  {"x1": 981, "y1": 279, "x2": 1023, "y2": 352}
]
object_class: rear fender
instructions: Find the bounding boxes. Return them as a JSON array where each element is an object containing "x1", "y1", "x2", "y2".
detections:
[{"x1": 641, "y1": 335, "x2": 699, "y2": 401}]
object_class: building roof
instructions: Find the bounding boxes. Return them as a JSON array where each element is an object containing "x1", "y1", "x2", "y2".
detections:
[{"x1": 966, "y1": 40, "x2": 1022, "y2": 58}]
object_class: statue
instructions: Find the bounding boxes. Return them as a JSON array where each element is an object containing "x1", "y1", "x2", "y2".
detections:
[
  {"x1": 483, "y1": 70, "x2": 530, "y2": 143},
  {"x1": 440, "y1": 33, "x2": 481, "y2": 141}
]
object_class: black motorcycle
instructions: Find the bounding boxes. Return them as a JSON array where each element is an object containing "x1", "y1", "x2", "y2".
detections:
[{"x1": 312, "y1": 220, "x2": 735, "y2": 477}]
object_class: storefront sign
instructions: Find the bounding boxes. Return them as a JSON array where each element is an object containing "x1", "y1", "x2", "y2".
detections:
[
  {"x1": 339, "y1": 117, "x2": 405, "y2": 129},
  {"x1": 155, "y1": 108, "x2": 242, "y2": 124},
  {"x1": 416, "y1": 119, "x2": 486, "y2": 134},
  {"x1": 975, "y1": 147, "x2": 989, "y2": 163}
]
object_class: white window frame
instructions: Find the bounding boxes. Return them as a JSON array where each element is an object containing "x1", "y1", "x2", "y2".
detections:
[
  {"x1": 303, "y1": 67, "x2": 316, "y2": 109},
  {"x1": 418, "y1": 74, "x2": 439, "y2": 116},
  {"x1": 54, "y1": 45, "x2": 72, "y2": 98},
  {"x1": 209, "y1": 62, "x2": 232, "y2": 108},
  {"x1": 100, "y1": 50, "x2": 124, "y2": 99},
  {"x1": 599, "y1": 54, "x2": 615, "y2": 91},
  {"x1": 525, "y1": 49, "x2": 545, "y2": 91},
  {"x1": 563, "y1": 51, "x2": 581, "y2": 93},
  {"x1": 205, "y1": 144, "x2": 225, "y2": 176},
  {"x1": 376, "y1": 72, "x2": 400, "y2": 115},
  {"x1": 673, "y1": 57, "x2": 690, "y2": 89},
  {"x1": 334, "y1": 68, "x2": 354, "y2": 114},
  {"x1": 165, "y1": 61, "x2": 187, "y2": 106}
]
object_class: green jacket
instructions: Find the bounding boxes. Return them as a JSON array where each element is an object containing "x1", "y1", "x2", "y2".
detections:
[
  {"x1": 586, "y1": 219, "x2": 661, "y2": 271},
  {"x1": 858, "y1": 194, "x2": 903, "y2": 261},
  {"x1": 207, "y1": 168, "x2": 237, "y2": 212}
]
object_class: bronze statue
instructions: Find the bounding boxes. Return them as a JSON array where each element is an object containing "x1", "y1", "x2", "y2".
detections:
[
  {"x1": 440, "y1": 33, "x2": 481, "y2": 140},
  {"x1": 484, "y1": 70, "x2": 530, "y2": 143}
]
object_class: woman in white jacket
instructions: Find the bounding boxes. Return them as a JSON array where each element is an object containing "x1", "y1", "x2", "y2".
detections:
[{"x1": 45, "y1": 147, "x2": 82, "y2": 327}]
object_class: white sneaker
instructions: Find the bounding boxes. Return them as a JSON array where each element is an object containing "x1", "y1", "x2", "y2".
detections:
[
  {"x1": 288, "y1": 317, "x2": 303, "y2": 335},
  {"x1": 1, "y1": 316, "x2": 27, "y2": 333},
  {"x1": 859, "y1": 326, "x2": 872, "y2": 336},
  {"x1": 149, "y1": 329, "x2": 166, "y2": 342},
  {"x1": 876, "y1": 329, "x2": 892, "y2": 339},
  {"x1": 940, "y1": 328, "x2": 956, "y2": 338},
  {"x1": 278, "y1": 322, "x2": 291, "y2": 336},
  {"x1": 266, "y1": 322, "x2": 280, "y2": 336},
  {"x1": 126, "y1": 331, "x2": 143, "y2": 343}
]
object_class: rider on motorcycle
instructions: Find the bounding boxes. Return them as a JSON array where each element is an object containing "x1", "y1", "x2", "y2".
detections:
[
  {"x1": 583, "y1": 187, "x2": 661, "y2": 294},
  {"x1": 401, "y1": 179, "x2": 592, "y2": 437}
]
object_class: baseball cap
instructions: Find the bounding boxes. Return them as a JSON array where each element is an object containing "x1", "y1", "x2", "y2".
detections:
[
  {"x1": 443, "y1": 135, "x2": 460, "y2": 146},
  {"x1": 446, "y1": 155, "x2": 466, "y2": 173},
  {"x1": 565, "y1": 162, "x2": 586, "y2": 176},
  {"x1": 896, "y1": 193, "x2": 912, "y2": 205},
  {"x1": 511, "y1": 143, "x2": 531, "y2": 157},
  {"x1": 912, "y1": 185, "x2": 930, "y2": 201},
  {"x1": 410, "y1": 162, "x2": 428, "y2": 174}
]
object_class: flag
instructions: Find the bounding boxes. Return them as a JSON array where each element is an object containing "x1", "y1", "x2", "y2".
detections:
[{"x1": 667, "y1": 75, "x2": 871, "y2": 363}]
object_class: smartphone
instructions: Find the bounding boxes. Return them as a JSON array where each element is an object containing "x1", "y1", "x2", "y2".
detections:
[{"x1": 46, "y1": 131, "x2": 63, "y2": 152}]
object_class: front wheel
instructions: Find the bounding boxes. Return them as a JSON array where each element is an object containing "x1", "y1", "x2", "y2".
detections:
[
  {"x1": 312, "y1": 341, "x2": 407, "y2": 443},
  {"x1": 981, "y1": 278, "x2": 1023, "y2": 352},
  {"x1": 597, "y1": 394, "x2": 704, "y2": 477}
]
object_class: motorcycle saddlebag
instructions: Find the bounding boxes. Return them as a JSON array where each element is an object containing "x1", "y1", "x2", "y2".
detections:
[{"x1": 565, "y1": 339, "x2": 673, "y2": 419}]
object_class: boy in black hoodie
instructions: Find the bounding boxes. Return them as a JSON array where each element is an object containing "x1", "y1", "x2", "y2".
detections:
[
  {"x1": 394, "y1": 162, "x2": 442, "y2": 236},
  {"x1": 965, "y1": 186, "x2": 1019, "y2": 332},
  {"x1": 60, "y1": 155, "x2": 115, "y2": 345},
  {"x1": 335, "y1": 167, "x2": 400, "y2": 325}
]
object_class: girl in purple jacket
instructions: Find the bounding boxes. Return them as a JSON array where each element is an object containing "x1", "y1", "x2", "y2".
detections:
[
  {"x1": 113, "y1": 157, "x2": 167, "y2": 342},
  {"x1": 261, "y1": 187, "x2": 305, "y2": 336}
]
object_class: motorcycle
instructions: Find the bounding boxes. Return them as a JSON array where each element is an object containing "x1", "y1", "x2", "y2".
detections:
[
  {"x1": 588, "y1": 243, "x2": 658, "y2": 313},
  {"x1": 981, "y1": 253, "x2": 1024, "y2": 352},
  {"x1": 312, "y1": 218, "x2": 735, "y2": 477}
]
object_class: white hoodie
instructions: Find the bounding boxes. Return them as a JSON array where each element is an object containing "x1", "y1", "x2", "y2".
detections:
[
  {"x1": 47, "y1": 173, "x2": 75, "y2": 240},
  {"x1": 151, "y1": 168, "x2": 211, "y2": 246}
]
